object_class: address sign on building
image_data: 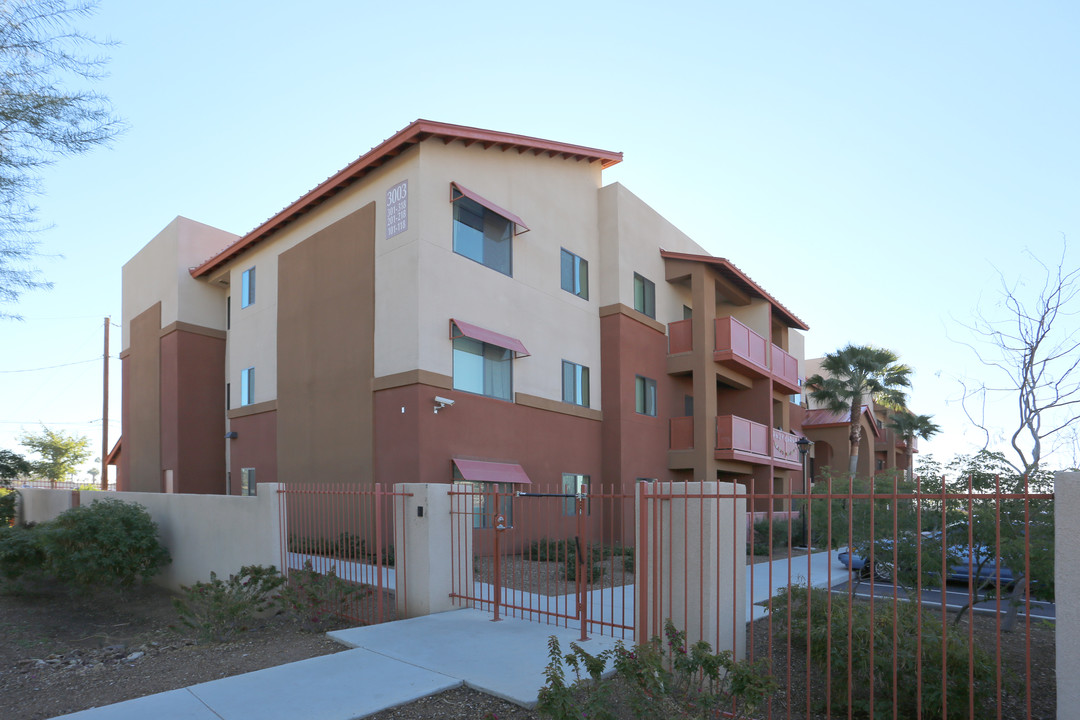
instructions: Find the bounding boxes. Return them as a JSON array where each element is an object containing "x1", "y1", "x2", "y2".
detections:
[{"x1": 386, "y1": 180, "x2": 408, "y2": 239}]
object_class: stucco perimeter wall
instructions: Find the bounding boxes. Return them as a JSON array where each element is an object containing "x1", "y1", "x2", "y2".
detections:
[
  {"x1": 1056, "y1": 471, "x2": 1080, "y2": 719},
  {"x1": 19, "y1": 486, "x2": 282, "y2": 592}
]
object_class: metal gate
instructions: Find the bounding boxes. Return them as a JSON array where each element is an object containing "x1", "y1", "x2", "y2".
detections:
[{"x1": 448, "y1": 484, "x2": 635, "y2": 640}]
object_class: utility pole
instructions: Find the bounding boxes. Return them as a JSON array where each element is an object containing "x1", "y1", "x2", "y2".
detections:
[{"x1": 101, "y1": 316, "x2": 109, "y2": 491}]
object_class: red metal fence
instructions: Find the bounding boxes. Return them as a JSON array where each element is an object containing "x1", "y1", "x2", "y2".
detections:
[
  {"x1": 448, "y1": 483, "x2": 636, "y2": 640},
  {"x1": 277, "y1": 483, "x2": 409, "y2": 627},
  {"x1": 740, "y1": 475, "x2": 1054, "y2": 720}
]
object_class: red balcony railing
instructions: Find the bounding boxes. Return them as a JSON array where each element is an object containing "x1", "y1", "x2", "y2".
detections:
[
  {"x1": 716, "y1": 414, "x2": 769, "y2": 456},
  {"x1": 771, "y1": 344, "x2": 799, "y2": 388},
  {"x1": 715, "y1": 316, "x2": 768, "y2": 370},
  {"x1": 669, "y1": 416, "x2": 694, "y2": 450},
  {"x1": 772, "y1": 428, "x2": 800, "y2": 463},
  {"x1": 668, "y1": 319, "x2": 692, "y2": 354}
]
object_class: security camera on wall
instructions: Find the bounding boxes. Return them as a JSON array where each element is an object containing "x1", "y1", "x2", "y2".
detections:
[{"x1": 434, "y1": 396, "x2": 455, "y2": 413}]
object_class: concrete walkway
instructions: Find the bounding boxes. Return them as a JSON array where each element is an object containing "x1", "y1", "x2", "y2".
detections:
[
  {"x1": 53, "y1": 610, "x2": 619, "y2": 720},
  {"x1": 53, "y1": 551, "x2": 851, "y2": 720}
]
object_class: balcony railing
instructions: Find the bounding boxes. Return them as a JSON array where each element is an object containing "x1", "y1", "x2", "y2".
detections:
[
  {"x1": 668, "y1": 319, "x2": 693, "y2": 354},
  {"x1": 771, "y1": 344, "x2": 799, "y2": 388},
  {"x1": 715, "y1": 316, "x2": 769, "y2": 370},
  {"x1": 669, "y1": 416, "x2": 694, "y2": 450},
  {"x1": 716, "y1": 415, "x2": 769, "y2": 456},
  {"x1": 772, "y1": 428, "x2": 800, "y2": 464}
]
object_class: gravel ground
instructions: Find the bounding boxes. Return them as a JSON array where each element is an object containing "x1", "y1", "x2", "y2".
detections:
[{"x1": 1, "y1": 575, "x2": 1055, "y2": 720}]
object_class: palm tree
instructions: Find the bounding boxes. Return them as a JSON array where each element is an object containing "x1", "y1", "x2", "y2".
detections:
[
  {"x1": 806, "y1": 344, "x2": 912, "y2": 478},
  {"x1": 886, "y1": 410, "x2": 941, "y2": 481}
]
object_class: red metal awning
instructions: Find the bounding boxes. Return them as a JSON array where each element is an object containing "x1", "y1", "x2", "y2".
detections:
[
  {"x1": 450, "y1": 182, "x2": 530, "y2": 235},
  {"x1": 450, "y1": 319, "x2": 530, "y2": 357},
  {"x1": 452, "y1": 458, "x2": 532, "y2": 485}
]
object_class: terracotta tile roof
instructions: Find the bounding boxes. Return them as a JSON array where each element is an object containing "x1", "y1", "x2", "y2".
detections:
[
  {"x1": 191, "y1": 120, "x2": 623, "y2": 278},
  {"x1": 659, "y1": 250, "x2": 809, "y2": 330},
  {"x1": 802, "y1": 405, "x2": 882, "y2": 438}
]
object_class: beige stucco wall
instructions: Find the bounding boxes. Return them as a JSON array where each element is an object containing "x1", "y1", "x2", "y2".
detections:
[
  {"x1": 223, "y1": 146, "x2": 423, "y2": 408},
  {"x1": 789, "y1": 330, "x2": 806, "y2": 381},
  {"x1": 18, "y1": 486, "x2": 282, "y2": 591},
  {"x1": 413, "y1": 141, "x2": 606, "y2": 405},
  {"x1": 1057, "y1": 471, "x2": 1079, "y2": 719},
  {"x1": 597, "y1": 182, "x2": 710, "y2": 326},
  {"x1": 121, "y1": 216, "x2": 236, "y2": 349},
  {"x1": 636, "y1": 480, "x2": 746, "y2": 656}
]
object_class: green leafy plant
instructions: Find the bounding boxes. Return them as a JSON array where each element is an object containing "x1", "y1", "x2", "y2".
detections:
[
  {"x1": 0, "y1": 524, "x2": 46, "y2": 589},
  {"x1": 537, "y1": 620, "x2": 777, "y2": 720},
  {"x1": 278, "y1": 560, "x2": 370, "y2": 631},
  {"x1": 772, "y1": 585, "x2": 995, "y2": 719},
  {"x1": 173, "y1": 565, "x2": 285, "y2": 643},
  {"x1": 0, "y1": 489, "x2": 16, "y2": 527},
  {"x1": 42, "y1": 499, "x2": 171, "y2": 589}
]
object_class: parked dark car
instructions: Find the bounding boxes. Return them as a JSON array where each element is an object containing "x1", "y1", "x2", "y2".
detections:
[{"x1": 837, "y1": 526, "x2": 1016, "y2": 585}]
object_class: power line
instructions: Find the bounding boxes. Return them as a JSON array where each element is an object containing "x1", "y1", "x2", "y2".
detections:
[{"x1": 0, "y1": 356, "x2": 117, "y2": 373}]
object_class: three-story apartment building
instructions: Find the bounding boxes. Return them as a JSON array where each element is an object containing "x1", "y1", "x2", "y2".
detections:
[{"x1": 119, "y1": 120, "x2": 809, "y2": 519}]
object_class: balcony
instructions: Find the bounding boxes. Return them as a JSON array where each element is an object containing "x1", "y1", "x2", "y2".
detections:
[
  {"x1": 668, "y1": 319, "x2": 693, "y2": 354},
  {"x1": 771, "y1": 428, "x2": 802, "y2": 469},
  {"x1": 713, "y1": 415, "x2": 804, "y2": 470},
  {"x1": 715, "y1": 316, "x2": 769, "y2": 378},
  {"x1": 770, "y1": 344, "x2": 801, "y2": 394},
  {"x1": 669, "y1": 416, "x2": 694, "y2": 450}
]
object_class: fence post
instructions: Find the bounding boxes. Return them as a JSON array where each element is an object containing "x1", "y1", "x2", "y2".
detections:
[
  {"x1": 635, "y1": 480, "x2": 746, "y2": 657},
  {"x1": 394, "y1": 483, "x2": 472, "y2": 618},
  {"x1": 1056, "y1": 471, "x2": 1080, "y2": 718}
]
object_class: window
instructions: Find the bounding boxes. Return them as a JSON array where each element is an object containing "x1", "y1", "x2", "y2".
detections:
[
  {"x1": 453, "y1": 190, "x2": 512, "y2": 276},
  {"x1": 560, "y1": 249, "x2": 589, "y2": 300},
  {"x1": 454, "y1": 474, "x2": 514, "y2": 529},
  {"x1": 453, "y1": 336, "x2": 512, "y2": 401},
  {"x1": 683, "y1": 305, "x2": 692, "y2": 320},
  {"x1": 562, "y1": 473, "x2": 590, "y2": 516},
  {"x1": 562, "y1": 360, "x2": 590, "y2": 408},
  {"x1": 633, "y1": 273, "x2": 655, "y2": 318},
  {"x1": 241, "y1": 267, "x2": 255, "y2": 308},
  {"x1": 241, "y1": 367, "x2": 254, "y2": 406},
  {"x1": 240, "y1": 468, "x2": 256, "y2": 496},
  {"x1": 227, "y1": 296, "x2": 231, "y2": 329},
  {"x1": 635, "y1": 375, "x2": 657, "y2": 416},
  {"x1": 226, "y1": 382, "x2": 230, "y2": 410}
]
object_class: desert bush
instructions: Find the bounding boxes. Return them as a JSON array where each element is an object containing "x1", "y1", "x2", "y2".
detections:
[
  {"x1": 537, "y1": 619, "x2": 777, "y2": 720},
  {"x1": 173, "y1": 565, "x2": 285, "y2": 643},
  {"x1": 278, "y1": 560, "x2": 370, "y2": 631},
  {"x1": 42, "y1": 499, "x2": 170, "y2": 589},
  {"x1": 772, "y1": 585, "x2": 995, "y2": 719},
  {"x1": 0, "y1": 524, "x2": 46, "y2": 587}
]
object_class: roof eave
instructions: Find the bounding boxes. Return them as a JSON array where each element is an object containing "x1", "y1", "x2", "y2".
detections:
[{"x1": 190, "y1": 120, "x2": 623, "y2": 279}]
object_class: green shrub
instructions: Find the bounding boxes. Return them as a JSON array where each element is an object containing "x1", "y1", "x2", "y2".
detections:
[
  {"x1": 42, "y1": 499, "x2": 171, "y2": 589},
  {"x1": 0, "y1": 524, "x2": 46, "y2": 587},
  {"x1": 173, "y1": 565, "x2": 285, "y2": 643},
  {"x1": 278, "y1": 560, "x2": 370, "y2": 631},
  {"x1": 772, "y1": 585, "x2": 995, "y2": 719},
  {"x1": 561, "y1": 557, "x2": 603, "y2": 583},
  {"x1": 529, "y1": 538, "x2": 574, "y2": 562},
  {"x1": 537, "y1": 620, "x2": 777, "y2": 720},
  {"x1": 621, "y1": 546, "x2": 635, "y2": 573},
  {"x1": 0, "y1": 489, "x2": 17, "y2": 527}
]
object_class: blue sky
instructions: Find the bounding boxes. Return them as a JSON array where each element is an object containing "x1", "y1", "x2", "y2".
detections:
[{"x1": 2, "y1": 1, "x2": 1078, "y2": 479}]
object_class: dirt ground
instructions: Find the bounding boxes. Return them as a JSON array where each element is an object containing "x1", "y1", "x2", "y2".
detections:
[{"x1": 0, "y1": 578, "x2": 1056, "y2": 720}]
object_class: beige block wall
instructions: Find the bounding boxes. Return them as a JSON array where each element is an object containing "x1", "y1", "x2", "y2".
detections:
[
  {"x1": 1057, "y1": 471, "x2": 1079, "y2": 719},
  {"x1": 635, "y1": 481, "x2": 747, "y2": 656},
  {"x1": 19, "y1": 486, "x2": 282, "y2": 591},
  {"x1": 122, "y1": 216, "x2": 236, "y2": 349}
]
